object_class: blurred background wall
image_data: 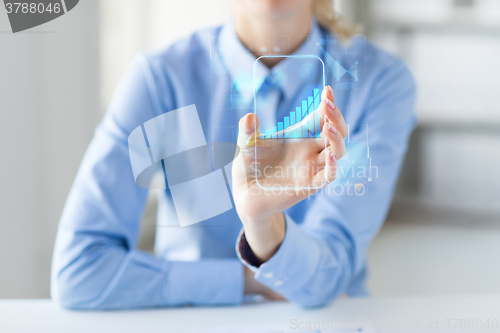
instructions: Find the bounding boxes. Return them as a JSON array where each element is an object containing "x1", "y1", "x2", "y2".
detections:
[
  {"x1": 0, "y1": 0, "x2": 498, "y2": 299},
  {"x1": 361, "y1": 0, "x2": 500, "y2": 296},
  {"x1": 0, "y1": 0, "x2": 100, "y2": 298}
]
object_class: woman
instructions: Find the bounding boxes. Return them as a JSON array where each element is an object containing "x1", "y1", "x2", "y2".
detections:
[{"x1": 51, "y1": 0, "x2": 416, "y2": 309}]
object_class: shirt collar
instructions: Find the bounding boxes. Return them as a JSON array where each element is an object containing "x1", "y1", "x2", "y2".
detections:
[{"x1": 217, "y1": 18, "x2": 324, "y2": 106}]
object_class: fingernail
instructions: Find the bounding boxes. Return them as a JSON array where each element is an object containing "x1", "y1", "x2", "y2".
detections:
[
  {"x1": 330, "y1": 151, "x2": 336, "y2": 162},
  {"x1": 328, "y1": 86, "x2": 334, "y2": 100},
  {"x1": 244, "y1": 115, "x2": 256, "y2": 135},
  {"x1": 328, "y1": 123, "x2": 338, "y2": 134},
  {"x1": 322, "y1": 87, "x2": 327, "y2": 100},
  {"x1": 326, "y1": 99, "x2": 336, "y2": 111}
]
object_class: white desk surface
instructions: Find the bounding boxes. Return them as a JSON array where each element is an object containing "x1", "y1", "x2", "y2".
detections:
[{"x1": 0, "y1": 295, "x2": 499, "y2": 333}]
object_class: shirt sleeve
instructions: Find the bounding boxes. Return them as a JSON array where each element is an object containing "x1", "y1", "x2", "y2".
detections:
[
  {"x1": 50, "y1": 55, "x2": 244, "y2": 310},
  {"x1": 236, "y1": 58, "x2": 417, "y2": 308}
]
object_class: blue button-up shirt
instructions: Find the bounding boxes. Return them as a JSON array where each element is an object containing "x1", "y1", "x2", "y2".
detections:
[{"x1": 51, "y1": 19, "x2": 416, "y2": 309}]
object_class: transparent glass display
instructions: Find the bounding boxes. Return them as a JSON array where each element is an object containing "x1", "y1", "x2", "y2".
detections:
[{"x1": 253, "y1": 55, "x2": 327, "y2": 190}]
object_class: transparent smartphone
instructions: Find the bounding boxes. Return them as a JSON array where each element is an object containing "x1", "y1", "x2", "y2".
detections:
[{"x1": 253, "y1": 55, "x2": 327, "y2": 191}]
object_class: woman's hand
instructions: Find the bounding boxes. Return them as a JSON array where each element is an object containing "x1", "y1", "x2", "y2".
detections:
[{"x1": 232, "y1": 86, "x2": 347, "y2": 262}]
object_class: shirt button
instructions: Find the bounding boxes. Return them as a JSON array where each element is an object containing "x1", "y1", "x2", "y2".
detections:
[
  {"x1": 274, "y1": 280, "x2": 284, "y2": 287},
  {"x1": 262, "y1": 272, "x2": 274, "y2": 279}
]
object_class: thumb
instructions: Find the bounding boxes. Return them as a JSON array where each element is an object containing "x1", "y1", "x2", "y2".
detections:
[{"x1": 238, "y1": 113, "x2": 260, "y2": 147}]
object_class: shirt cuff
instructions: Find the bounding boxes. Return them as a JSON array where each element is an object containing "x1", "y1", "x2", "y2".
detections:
[
  {"x1": 235, "y1": 213, "x2": 322, "y2": 295},
  {"x1": 165, "y1": 259, "x2": 244, "y2": 306}
]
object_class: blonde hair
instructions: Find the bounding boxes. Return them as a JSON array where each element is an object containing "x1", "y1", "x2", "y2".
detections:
[{"x1": 312, "y1": 0, "x2": 360, "y2": 41}]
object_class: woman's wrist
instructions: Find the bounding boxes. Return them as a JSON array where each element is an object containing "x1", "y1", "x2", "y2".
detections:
[{"x1": 241, "y1": 212, "x2": 286, "y2": 262}]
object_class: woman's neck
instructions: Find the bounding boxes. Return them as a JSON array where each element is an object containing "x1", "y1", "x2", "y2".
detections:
[{"x1": 233, "y1": 3, "x2": 313, "y2": 68}]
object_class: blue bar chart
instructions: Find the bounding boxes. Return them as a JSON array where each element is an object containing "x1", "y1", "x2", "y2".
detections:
[{"x1": 263, "y1": 88, "x2": 321, "y2": 139}]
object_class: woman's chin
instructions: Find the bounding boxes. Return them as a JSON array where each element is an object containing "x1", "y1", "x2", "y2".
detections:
[{"x1": 237, "y1": 0, "x2": 312, "y2": 17}]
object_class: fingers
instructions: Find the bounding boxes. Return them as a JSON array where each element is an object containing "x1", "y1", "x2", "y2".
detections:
[
  {"x1": 320, "y1": 122, "x2": 346, "y2": 160},
  {"x1": 325, "y1": 147, "x2": 338, "y2": 183},
  {"x1": 264, "y1": 290, "x2": 287, "y2": 301},
  {"x1": 314, "y1": 135, "x2": 329, "y2": 152},
  {"x1": 316, "y1": 119, "x2": 347, "y2": 165},
  {"x1": 316, "y1": 148, "x2": 328, "y2": 167},
  {"x1": 317, "y1": 86, "x2": 348, "y2": 139},
  {"x1": 312, "y1": 147, "x2": 337, "y2": 188},
  {"x1": 238, "y1": 113, "x2": 260, "y2": 147}
]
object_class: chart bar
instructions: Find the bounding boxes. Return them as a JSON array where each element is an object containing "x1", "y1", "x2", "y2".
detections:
[
  {"x1": 284, "y1": 117, "x2": 290, "y2": 138},
  {"x1": 290, "y1": 111, "x2": 296, "y2": 138},
  {"x1": 308, "y1": 96, "x2": 314, "y2": 136},
  {"x1": 302, "y1": 101, "x2": 309, "y2": 137},
  {"x1": 296, "y1": 107, "x2": 302, "y2": 138},
  {"x1": 278, "y1": 122, "x2": 283, "y2": 139},
  {"x1": 314, "y1": 89, "x2": 320, "y2": 136},
  {"x1": 313, "y1": 88, "x2": 320, "y2": 109}
]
